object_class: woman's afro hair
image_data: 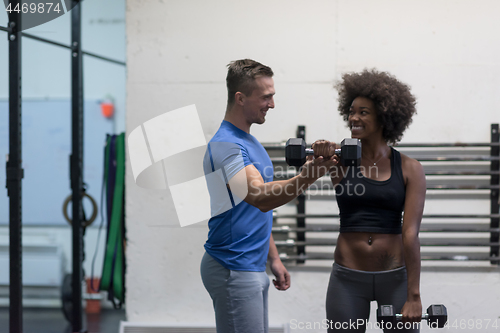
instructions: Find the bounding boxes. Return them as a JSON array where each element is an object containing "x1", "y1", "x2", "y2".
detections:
[{"x1": 335, "y1": 69, "x2": 417, "y2": 144}]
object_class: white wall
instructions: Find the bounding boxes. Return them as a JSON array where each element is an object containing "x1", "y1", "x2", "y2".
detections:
[{"x1": 126, "y1": 0, "x2": 500, "y2": 332}]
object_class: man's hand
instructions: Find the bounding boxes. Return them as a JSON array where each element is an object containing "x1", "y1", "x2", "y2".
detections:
[
  {"x1": 269, "y1": 258, "x2": 290, "y2": 291},
  {"x1": 300, "y1": 140, "x2": 338, "y2": 180},
  {"x1": 311, "y1": 140, "x2": 337, "y2": 159}
]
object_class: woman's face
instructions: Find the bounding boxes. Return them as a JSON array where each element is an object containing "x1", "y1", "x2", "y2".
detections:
[{"x1": 348, "y1": 96, "x2": 382, "y2": 140}]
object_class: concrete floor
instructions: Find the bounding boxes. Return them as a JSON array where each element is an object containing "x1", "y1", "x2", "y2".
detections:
[{"x1": 0, "y1": 307, "x2": 126, "y2": 333}]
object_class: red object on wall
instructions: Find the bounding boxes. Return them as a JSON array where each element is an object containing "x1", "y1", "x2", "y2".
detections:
[
  {"x1": 101, "y1": 102, "x2": 114, "y2": 118},
  {"x1": 86, "y1": 277, "x2": 101, "y2": 314}
]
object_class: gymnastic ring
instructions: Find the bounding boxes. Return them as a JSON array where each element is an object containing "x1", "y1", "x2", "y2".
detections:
[{"x1": 63, "y1": 191, "x2": 98, "y2": 227}]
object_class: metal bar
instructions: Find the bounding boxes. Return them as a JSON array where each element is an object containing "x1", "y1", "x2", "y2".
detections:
[
  {"x1": 407, "y1": 156, "x2": 500, "y2": 161},
  {"x1": 273, "y1": 226, "x2": 339, "y2": 232},
  {"x1": 397, "y1": 143, "x2": 500, "y2": 148},
  {"x1": 424, "y1": 171, "x2": 500, "y2": 176},
  {"x1": 0, "y1": 25, "x2": 125, "y2": 66},
  {"x1": 17, "y1": 31, "x2": 70, "y2": 49},
  {"x1": 272, "y1": 226, "x2": 500, "y2": 233},
  {"x1": 425, "y1": 185, "x2": 500, "y2": 190},
  {"x1": 82, "y1": 50, "x2": 126, "y2": 66},
  {"x1": 270, "y1": 156, "x2": 500, "y2": 164},
  {"x1": 305, "y1": 185, "x2": 499, "y2": 190},
  {"x1": 279, "y1": 254, "x2": 500, "y2": 262},
  {"x1": 295, "y1": 126, "x2": 306, "y2": 263},
  {"x1": 420, "y1": 256, "x2": 500, "y2": 262},
  {"x1": 7, "y1": 4, "x2": 23, "y2": 333},
  {"x1": 490, "y1": 124, "x2": 500, "y2": 264},
  {"x1": 274, "y1": 171, "x2": 500, "y2": 177},
  {"x1": 418, "y1": 228, "x2": 500, "y2": 233},
  {"x1": 262, "y1": 142, "x2": 500, "y2": 149},
  {"x1": 274, "y1": 171, "x2": 500, "y2": 183},
  {"x1": 421, "y1": 242, "x2": 500, "y2": 247},
  {"x1": 275, "y1": 239, "x2": 500, "y2": 247},
  {"x1": 288, "y1": 185, "x2": 498, "y2": 190},
  {"x1": 71, "y1": 1, "x2": 85, "y2": 331},
  {"x1": 273, "y1": 213, "x2": 500, "y2": 219},
  {"x1": 0, "y1": 222, "x2": 101, "y2": 228}
]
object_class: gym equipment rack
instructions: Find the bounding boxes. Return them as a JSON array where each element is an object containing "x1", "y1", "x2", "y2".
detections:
[
  {"x1": 2, "y1": 2, "x2": 125, "y2": 332},
  {"x1": 265, "y1": 125, "x2": 500, "y2": 266}
]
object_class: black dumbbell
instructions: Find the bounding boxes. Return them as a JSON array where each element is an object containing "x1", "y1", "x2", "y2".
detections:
[
  {"x1": 377, "y1": 304, "x2": 448, "y2": 328},
  {"x1": 285, "y1": 138, "x2": 361, "y2": 167}
]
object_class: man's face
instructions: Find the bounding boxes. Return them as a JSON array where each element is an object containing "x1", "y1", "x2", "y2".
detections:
[{"x1": 242, "y1": 76, "x2": 275, "y2": 126}]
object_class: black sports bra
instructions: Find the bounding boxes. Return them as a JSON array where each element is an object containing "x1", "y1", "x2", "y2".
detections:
[{"x1": 335, "y1": 147, "x2": 406, "y2": 234}]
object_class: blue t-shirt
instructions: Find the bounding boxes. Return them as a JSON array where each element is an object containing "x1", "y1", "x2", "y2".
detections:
[{"x1": 203, "y1": 120, "x2": 274, "y2": 271}]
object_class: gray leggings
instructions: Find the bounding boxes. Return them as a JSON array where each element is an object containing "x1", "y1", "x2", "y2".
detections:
[{"x1": 326, "y1": 263, "x2": 419, "y2": 333}]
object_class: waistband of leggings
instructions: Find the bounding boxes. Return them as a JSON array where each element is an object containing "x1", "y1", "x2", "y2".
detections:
[{"x1": 333, "y1": 262, "x2": 406, "y2": 275}]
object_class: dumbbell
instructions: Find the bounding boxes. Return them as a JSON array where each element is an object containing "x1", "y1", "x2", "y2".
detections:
[
  {"x1": 285, "y1": 138, "x2": 362, "y2": 167},
  {"x1": 377, "y1": 304, "x2": 448, "y2": 328}
]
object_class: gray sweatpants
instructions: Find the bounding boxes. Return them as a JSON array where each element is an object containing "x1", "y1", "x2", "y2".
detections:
[
  {"x1": 200, "y1": 252, "x2": 270, "y2": 333},
  {"x1": 326, "y1": 263, "x2": 420, "y2": 333}
]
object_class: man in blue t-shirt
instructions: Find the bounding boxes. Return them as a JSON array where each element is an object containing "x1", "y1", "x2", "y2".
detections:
[{"x1": 201, "y1": 59, "x2": 337, "y2": 333}]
